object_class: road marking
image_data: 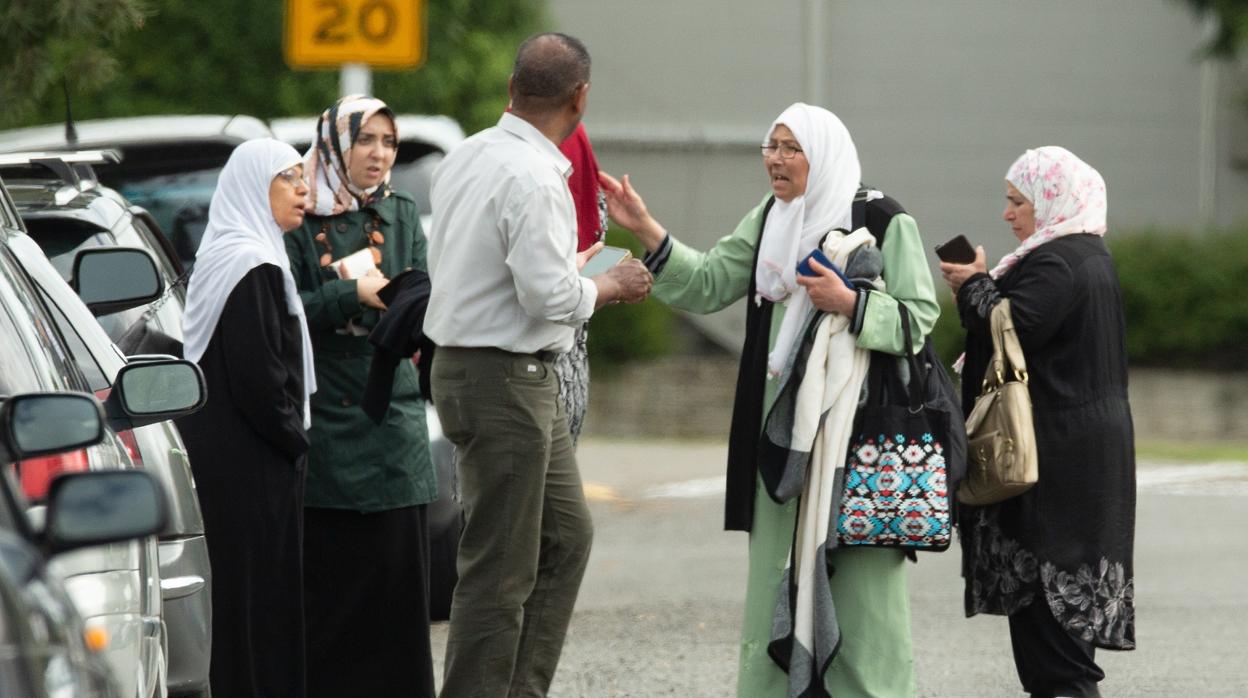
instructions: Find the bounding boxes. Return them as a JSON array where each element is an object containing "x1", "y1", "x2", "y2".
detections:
[
  {"x1": 1137, "y1": 462, "x2": 1248, "y2": 496},
  {"x1": 644, "y1": 477, "x2": 725, "y2": 499},
  {"x1": 582, "y1": 483, "x2": 621, "y2": 502}
]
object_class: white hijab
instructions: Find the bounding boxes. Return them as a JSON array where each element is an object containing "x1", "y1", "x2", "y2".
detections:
[
  {"x1": 756, "y1": 103, "x2": 862, "y2": 376},
  {"x1": 183, "y1": 138, "x2": 317, "y2": 428}
]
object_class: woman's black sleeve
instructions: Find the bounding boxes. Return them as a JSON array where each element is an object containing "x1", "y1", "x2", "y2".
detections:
[
  {"x1": 958, "y1": 252, "x2": 1077, "y2": 353},
  {"x1": 218, "y1": 265, "x2": 309, "y2": 460}
]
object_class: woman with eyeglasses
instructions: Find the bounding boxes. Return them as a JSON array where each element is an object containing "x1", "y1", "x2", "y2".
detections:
[
  {"x1": 601, "y1": 103, "x2": 938, "y2": 696},
  {"x1": 283, "y1": 95, "x2": 437, "y2": 697},
  {"x1": 179, "y1": 138, "x2": 315, "y2": 697}
]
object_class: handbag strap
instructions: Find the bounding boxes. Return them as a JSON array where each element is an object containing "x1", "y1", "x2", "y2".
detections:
[
  {"x1": 896, "y1": 303, "x2": 926, "y2": 413},
  {"x1": 987, "y1": 299, "x2": 1028, "y2": 389}
]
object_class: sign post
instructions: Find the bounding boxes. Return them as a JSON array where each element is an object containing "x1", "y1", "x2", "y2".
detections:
[{"x1": 284, "y1": 0, "x2": 426, "y2": 72}]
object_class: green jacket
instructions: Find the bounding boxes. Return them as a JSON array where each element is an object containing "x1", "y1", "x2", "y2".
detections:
[
  {"x1": 285, "y1": 191, "x2": 436, "y2": 511},
  {"x1": 652, "y1": 195, "x2": 940, "y2": 415}
]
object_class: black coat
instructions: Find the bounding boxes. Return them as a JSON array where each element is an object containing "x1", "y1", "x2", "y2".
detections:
[
  {"x1": 956, "y1": 234, "x2": 1136, "y2": 650},
  {"x1": 176, "y1": 264, "x2": 309, "y2": 696}
]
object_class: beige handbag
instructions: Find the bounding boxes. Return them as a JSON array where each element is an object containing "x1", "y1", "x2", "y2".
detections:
[{"x1": 957, "y1": 299, "x2": 1038, "y2": 506}]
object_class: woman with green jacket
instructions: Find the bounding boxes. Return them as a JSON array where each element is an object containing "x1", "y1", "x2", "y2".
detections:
[
  {"x1": 284, "y1": 95, "x2": 436, "y2": 697},
  {"x1": 601, "y1": 103, "x2": 938, "y2": 697}
]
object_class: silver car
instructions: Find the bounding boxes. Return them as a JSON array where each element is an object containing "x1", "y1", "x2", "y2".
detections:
[
  {"x1": 0, "y1": 171, "x2": 205, "y2": 697},
  {"x1": 1, "y1": 151, "x2": 213, "y2": 696}
]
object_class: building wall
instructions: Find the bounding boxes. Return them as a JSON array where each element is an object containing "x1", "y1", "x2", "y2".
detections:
[{"x1": 549, "y1": 0, "x2": 1248, "y2": 347}]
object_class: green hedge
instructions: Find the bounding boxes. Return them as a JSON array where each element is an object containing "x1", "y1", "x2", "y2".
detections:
[
  {"x1": 585, "y1": 229, "x2": 677, "y2": 368},
  {"x1": 591, "y1": 227, "x2": 1248, "y2": 372},
  {"x1": 1109, "y1": 228, "x2": 1248, "y2": 369},
  {"x1": 922, "y1": 228, "x2": 1248, "y2": 372}
]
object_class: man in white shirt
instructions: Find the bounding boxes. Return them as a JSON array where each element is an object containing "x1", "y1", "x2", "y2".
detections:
[{"x1": 425, "y1": 32, "x2": 651, "y2": 697}]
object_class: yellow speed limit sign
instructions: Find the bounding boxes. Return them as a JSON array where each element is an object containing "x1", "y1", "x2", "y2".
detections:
[{"x1": 285, "y1": 0, "x2": 426, "y2": 69}]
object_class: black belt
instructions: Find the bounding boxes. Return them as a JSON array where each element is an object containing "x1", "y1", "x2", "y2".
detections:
[{"x1": 441, "y1": 346, "x2": 559, "y2": 363}]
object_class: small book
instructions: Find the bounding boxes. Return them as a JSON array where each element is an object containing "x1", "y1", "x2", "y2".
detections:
[{"x1": 333, "y1": 248, "x2": 377, "y2": 280}]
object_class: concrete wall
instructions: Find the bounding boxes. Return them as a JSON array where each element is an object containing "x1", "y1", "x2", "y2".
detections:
[
  {"x1": 549, "y1": 0, "x2": 1248, "y2": 348},
  {"x1": 585, "y1": 359, "x2": 1248, "y2": 444}
]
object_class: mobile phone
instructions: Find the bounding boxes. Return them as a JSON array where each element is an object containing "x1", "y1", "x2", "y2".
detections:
[
  {"x1": 934, "y1": 235, "x2": 976, "y2": 264},
  {"x1": 796, "y1": 249, "x2": 856, "y2": 290},
  {"x1": 579, "y1": 245, "x2": 631, "y2": 277}
]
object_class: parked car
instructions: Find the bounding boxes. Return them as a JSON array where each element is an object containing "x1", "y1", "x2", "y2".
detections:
[
  {"x1": 0, "y1": 390, "x2": 171, "y2": 698},
  {"x1": 273, "y1": 113, "x2": 466, "y2": 619},
  {"x1": 0, "y1": 171, "x2": 207, "y2": 697},
  {"x1": 0, "y1": 151, "x2": 213, "y2": 696},
  {"x1": 0, "y1": 115, "x2": 272, "y2": 267}
]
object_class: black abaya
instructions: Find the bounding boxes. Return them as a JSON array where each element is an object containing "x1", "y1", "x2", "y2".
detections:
[{"x1": 178, "y1": 263, "x2": 309, "y2": 697}]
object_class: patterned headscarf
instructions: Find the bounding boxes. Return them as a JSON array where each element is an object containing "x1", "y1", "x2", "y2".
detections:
[
  {"x1": 304, "y1": 94, "x2": 398, "y2": 216},
  {"x1": 990, "y1": 146, "x2": 1108, "y2": 278}
]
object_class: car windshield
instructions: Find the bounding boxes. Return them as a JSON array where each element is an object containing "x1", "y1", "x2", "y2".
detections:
[{"x1": 113, "y1": 168, "x2": 220, "y2": 268}]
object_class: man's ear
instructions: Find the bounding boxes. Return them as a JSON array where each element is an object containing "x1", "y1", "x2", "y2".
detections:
[
  {"x1": 507, "y1": 75, "x2": 516, "y2": 103},
  {"x1": 570, "y1": 82, "x2": 590, "y2": 117}
]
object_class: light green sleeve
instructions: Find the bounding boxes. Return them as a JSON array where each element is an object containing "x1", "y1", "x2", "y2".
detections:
[
  {"x1": 856, "y1": 212, "x2": 940, "y2": 355},
  {"x1": 650, "y1": 197, "x2": 770, "y2": 315}
]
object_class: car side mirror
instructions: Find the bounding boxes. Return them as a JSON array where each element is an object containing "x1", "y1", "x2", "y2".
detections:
[
  {"x1": 0, "y1": 392, "x2": 105, "y2": 464},
  {"x1": 43, "y1": 471, "x2": 168, "y2": 555},
  {"x1": 72, "y1": 247, "x2": 164, "y2": 316},
  {"x1": 104, "y1": 358, "x2": 206, "y2": 431}
]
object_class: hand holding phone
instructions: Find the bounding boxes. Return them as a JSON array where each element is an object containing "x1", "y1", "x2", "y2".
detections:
[
  {"x1": 934, "y1": 234, "x2": 976, "y2": 264},
  {"x1": 579, "y1": 245, "x2": 632, "y2": 277},
  {"x1": 796, "y1": 249, "x2": 856, "y2": 291}
]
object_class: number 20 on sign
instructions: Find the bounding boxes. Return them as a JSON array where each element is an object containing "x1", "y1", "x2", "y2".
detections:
[{"x1": 285, "y1": 0, "x2": 426, "y2": 69}]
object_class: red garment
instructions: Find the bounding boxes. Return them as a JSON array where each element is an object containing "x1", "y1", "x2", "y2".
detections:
[{"x1": 559, "y1": 123, "x2": 604, "y2": 252}]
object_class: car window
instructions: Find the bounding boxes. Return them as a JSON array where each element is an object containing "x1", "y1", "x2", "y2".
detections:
[
  {"x1": 115, "y1": 168, "x2": 220, "y2": 266},
  {"x1": 389, "y1": 152, "x2": 443, "y2": 216},
  {"x1": 33, "y1": 285, "x2": 110, "y2": 391},
  {"x1": 20, "y1": 217, "x2": 114, "y2": 281},
  {"x1": 19, "y1": 217, "x2": 145, "y2": 342},
  {"x1": 0, "y1": 248, "x2": 81, "y2": 396}
]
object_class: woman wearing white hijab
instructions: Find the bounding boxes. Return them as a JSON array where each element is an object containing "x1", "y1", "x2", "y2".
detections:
[
  {"x1": 178, "y1": 138, "x2": 314, "y2": 697},
  {"x1": 601, "y1": 103, "x2": 939, "y2": 696},
  {"x1": 942, "y1": 147, "x2": 1134, "y2": 698}
]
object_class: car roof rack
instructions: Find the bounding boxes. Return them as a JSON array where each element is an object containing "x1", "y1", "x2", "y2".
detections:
[{"x1": 0, "y1": 150, "x2": 123, "y2": 206}]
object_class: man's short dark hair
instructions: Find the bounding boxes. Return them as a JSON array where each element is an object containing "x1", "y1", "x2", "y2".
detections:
[{"x1": 511, "y1": 33, "x2": 591, "y2": 113}]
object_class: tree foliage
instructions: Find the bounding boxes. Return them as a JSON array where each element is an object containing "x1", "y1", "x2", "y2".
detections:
[
  {"x1": 0, "y1": 0, "x2": 150, "y2": 123},
  {"x1": 1183, "y1": 0, "x2": 1248, "y2": 57},
  {"x1": 2, "y1": 0, "x2": 546, "y2": 134}
]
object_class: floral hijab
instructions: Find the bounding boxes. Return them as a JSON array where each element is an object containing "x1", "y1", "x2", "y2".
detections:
[
  {"x1": 304, "y1": 94, "x2": 397, "y2": 216},
  {"x1": 990, "y1": 146, "x2": 1108, "y2": 279}
]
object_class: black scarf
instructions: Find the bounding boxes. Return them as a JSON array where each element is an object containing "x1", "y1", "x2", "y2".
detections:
[{"x1": 724, "y1": 196, "x2": 776, "y2": 532}]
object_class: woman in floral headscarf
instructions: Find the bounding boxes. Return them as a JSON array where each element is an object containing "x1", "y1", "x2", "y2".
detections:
[
  {"x1": 942, "y1": 146, "x2": 1136, "y2": 698},
  {"x1": 284, "y1": 95, "x2": 437, "y2": 697}
]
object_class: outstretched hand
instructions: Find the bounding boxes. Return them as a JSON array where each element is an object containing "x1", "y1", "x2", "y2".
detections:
[{"x1": 598, "y1": 171, "x2": 666, "y2": 253}]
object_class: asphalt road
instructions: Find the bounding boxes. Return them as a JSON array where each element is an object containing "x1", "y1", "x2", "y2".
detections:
[{"x1": 431, "y1": 439, "x2": 1248, "y2": 697}]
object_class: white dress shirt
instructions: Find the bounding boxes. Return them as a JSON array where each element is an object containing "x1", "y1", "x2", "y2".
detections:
[{"x1": 424, "y1": 112, "x2": 598, "y2": 353}]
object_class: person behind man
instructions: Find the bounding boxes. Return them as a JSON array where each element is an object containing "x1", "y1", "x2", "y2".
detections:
[{"x1": 424, "y1": 32, "x2": 652, "y2": 697}]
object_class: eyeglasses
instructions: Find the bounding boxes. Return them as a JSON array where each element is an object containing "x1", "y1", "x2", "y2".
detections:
[
  {"x1": 276, "y1": 168, "x2": 307, "y2": 188},
  {"x1": 760, "y1": 144, "x2": 804, "y2": 160}
]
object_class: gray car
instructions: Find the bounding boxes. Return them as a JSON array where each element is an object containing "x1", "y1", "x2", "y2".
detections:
[
  {"x1": 0, "y1": 391, "x2": 173, "y2": 698},
  {"x1": 0, "y1": 170, "x2": 209, "y2": 697},
  {"x1": 0, "y1": 152, "x2": 213, "y2": 696}
]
